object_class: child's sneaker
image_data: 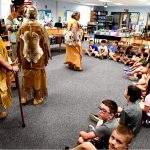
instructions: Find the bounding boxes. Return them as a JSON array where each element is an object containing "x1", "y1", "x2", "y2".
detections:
[
  {"x1": 142, "y1": 119, "x2": 150, "y2": 127},
  {"x1": 89, "y1": 113, "x2": 99, "y2": 123},
  {"x1": 124, "y1": 66, "x2": 131, "y2": 71},
  {"x1": 88, "y1": 124, "x2": 95, "y2": 132},
  {"x1": 124, "y1": 66, "x2": 129, "y2": 71},
  {"x1": 125, "y1": 71, "x2": 132, "y2": 76}
]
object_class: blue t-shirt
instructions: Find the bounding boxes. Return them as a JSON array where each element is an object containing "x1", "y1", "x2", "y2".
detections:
[
  {"x1": 90, "y1": 44, "x2": 98, "y2": 52},
  {"x1": 109, "y1": 45, "x2": 117, "y2": 53}
]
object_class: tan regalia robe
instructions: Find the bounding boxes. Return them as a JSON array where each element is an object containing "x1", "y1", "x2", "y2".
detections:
[
  {"x1": 17, "y1": 20, "x2": 51, "y2": 100},
  {"x1": 0, "y1": 37, "x2": 12, "y2": 109}
]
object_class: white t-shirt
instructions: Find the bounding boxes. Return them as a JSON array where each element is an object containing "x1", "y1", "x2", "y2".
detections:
[
  {"x1": 140, "y1": 94, "x2": 150, "y2": 116},
  {"x1": 98, "y1": 45, "x2": 108, "y2": 55}
]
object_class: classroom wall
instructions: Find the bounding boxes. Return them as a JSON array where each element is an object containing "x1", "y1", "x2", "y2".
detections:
[
  {"x1": 56, "y1": 1, "x2": 91, "y2": 25},
  {"x1": 108, "y1": 6, "x2": 149, "y2": 26},
  {"x1": 34, "y1": 0, "x2": 57, "y2": 24},
  {"x1": 34, "y1": 0, "x2": 91, "y2": 26},
  {"x1": 1, "y1": 0, "x2": 149, "y2": 27},
  {"x1": 0, "y1": 0, "x2": 11, "y2": 21}
]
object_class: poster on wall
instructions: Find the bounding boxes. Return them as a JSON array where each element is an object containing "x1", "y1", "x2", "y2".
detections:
[
  {"x1": 38, "y1": 10, "x2": 52, "y2": 25},
  {"x1": 66, "y1": 10, "x2": 73, "y2": 21},
  {"x1": 130, "y1": 13, "x2": 140, "y2": 25}
]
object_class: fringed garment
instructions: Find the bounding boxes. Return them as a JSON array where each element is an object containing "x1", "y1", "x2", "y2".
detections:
[
  {"x1": 0, "y1": 37, "x2": 12, "y2": 109},
  {"x1": 17, "y1": 20, "x2": 51, "y2": 100}
]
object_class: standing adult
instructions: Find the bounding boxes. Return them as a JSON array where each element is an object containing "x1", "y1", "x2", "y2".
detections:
[
  {"x1": 65, "y1": 11, "x2": 83, "y2": 71},
  {"x1": 0, "y1": 36, "x2": 19, "y2": 118},
  {"x1": 17, "y1": 6, "x2": 51, "y2": 105},
  {"x1": 6, "y1": 0, "x2": 25, "y2": 61}
]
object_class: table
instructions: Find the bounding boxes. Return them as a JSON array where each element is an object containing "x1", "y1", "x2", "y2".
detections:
[
  {"x1": 94, "y1": 34, "x2": 121, "y2": 44},
  {"x1": 46, "y1": 28, "x2": 64, "y2": 51}
]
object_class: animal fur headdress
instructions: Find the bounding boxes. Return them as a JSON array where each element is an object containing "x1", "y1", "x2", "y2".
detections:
[{"x1": 26, "y1": 5, "x2": 38, "y2": 19}]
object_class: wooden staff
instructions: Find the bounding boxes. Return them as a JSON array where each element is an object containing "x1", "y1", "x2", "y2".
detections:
[{"x1": 14, "y1": 71, "x2": 25, "y2": 127}]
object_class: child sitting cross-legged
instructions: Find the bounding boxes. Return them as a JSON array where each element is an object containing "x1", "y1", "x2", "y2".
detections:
[
  {"x1": 85, "y1": 40, "x2": 98, "y2": 56},
  {"x1": 71, "y1": 124, "x2": 134, "y2": 150},
  {"x1": 119, "y1": 85, "x2": 142, "y2": 135},
  {"x1": 109, "y1": 41, "x2": 118, "y2": 59},
  {"x1": 110, "y1": 46, "x2": 124, "y2": 61},
  {"x1": 95, "y1": 39, "x2": 108, "y2": 59},
  {"x1": 78, "y1": 99, "x2": 118, "y2": 149}
]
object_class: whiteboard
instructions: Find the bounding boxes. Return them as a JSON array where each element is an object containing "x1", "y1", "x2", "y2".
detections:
[{"x1": 66, "y1": 10, "x2": 73, "y2": 21}]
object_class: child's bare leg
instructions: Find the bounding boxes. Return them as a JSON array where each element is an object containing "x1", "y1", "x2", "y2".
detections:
[
  {"x1": 86, "y1": 49, "x2": 91, "y2": 56},
  {"x1": 94, "y1": 51, "x2": 99, "y2": 57},
  {"x1": 78, "y1": 137, "x2": 85, "y2": 144}
]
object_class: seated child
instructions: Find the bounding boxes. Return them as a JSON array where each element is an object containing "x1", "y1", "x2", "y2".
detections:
[
  {"x1": 119, "y1": 85, "x2": 142, "y2": 135},
  {"x1": 126, "y1": 59, "x2": 150, "y2": 81},
  {"x1": 109, "y1": 41, "x2": 118, "y2": 59},
  {"x1": 71, "y1": 124, "x2": 134, "y2": 150},
  {"x1": 85, "y1": 40, "x2": 98, "y2": 56},
  {"x1": 95, "y1": 39, "x2": 108, "y2": 59},
  {"x1": 129, "y1": 52, "x2": 149, "y2": 71},
  {"x1": 110, "y1": 46, "x2": 124, "y2": 61},
  {"x1": 131, "y1": 47, "x2": 145, "y2": 63},
  {"x1": 140, "y1": 94, "x2": 150, "y2": 127},
  {"x1": 120, "y1": 46, "x2": 136, "y2": 65},
  {"x1": 78, "y1": 99, "x2": 118, "y2": 149}
]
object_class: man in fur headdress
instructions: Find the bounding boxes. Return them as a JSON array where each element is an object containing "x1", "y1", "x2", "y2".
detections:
[{"x1": 17, "y1": 5, "x2": 51, "y2": 105}]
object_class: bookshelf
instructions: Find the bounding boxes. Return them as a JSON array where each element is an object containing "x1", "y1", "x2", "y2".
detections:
[
  {"x1": 111, "y1": 12, "x2": 140, "y2": 30},
  {"x1": 90, "y1": 10, "x2": 108, "y2": 29}
]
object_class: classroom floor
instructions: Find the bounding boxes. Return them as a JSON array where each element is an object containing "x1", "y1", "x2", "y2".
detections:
[{"x1": 0, "y1": 42, "x2": 149, "y2": 149}]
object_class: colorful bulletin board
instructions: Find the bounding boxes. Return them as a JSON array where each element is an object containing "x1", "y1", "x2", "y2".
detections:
[
  {"x1": 130, "y1": 12, "x2": 140, "y2": 25},
  {"x1": 38, "y1": 10, "x2": 52, "y2": 24}
]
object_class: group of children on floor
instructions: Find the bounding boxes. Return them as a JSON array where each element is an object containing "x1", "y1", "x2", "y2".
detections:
[{"x1": 70, "y1": 39, "x2": 150, "y2": 150}]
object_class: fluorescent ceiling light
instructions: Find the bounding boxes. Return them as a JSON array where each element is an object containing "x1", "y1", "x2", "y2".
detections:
[
  {"x1": 114, "y1": 3, "x2": 123, "y2": 5},
  {"x1": 87, "y1": 3, "x2": 98, "y2": 6},
  {"x1": 99, "y1": 0, "x2": 112, "y2": 2},
  {"x1": 138, "y1": 0, "x2": 148, "y2": 1}
]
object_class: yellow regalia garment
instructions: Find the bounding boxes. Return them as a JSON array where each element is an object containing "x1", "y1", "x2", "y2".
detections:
[
  {"x1": 0, "y1": 37, "x2": 12, "y2": 109},
  {"x1": 65, "y1": 18, "x2": 82, "y2": 68},
  {"x1": 17, "y1": 20, "x2": 51, "y2": 100}
]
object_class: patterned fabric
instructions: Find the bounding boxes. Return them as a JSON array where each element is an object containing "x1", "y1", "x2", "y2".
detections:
[
  {"x1": 64, "y1": 29, "x2": 83, "y2": 46},
  {"x1": 17, "y1": 20, "x2": 51, "y2": 69},
  {"x1": 64, "y1": 18, "x2": 83, "y2": 46}
]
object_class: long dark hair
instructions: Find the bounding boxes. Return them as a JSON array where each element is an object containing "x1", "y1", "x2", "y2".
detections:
[
  {"x1": 11, "y1": 0, "x2": 24, "y2": 12},
  {"x1": 71, "y1": 11, "x2": 80, "y2": 20},
  {"x1": 125, "y1": 45, "x2": 133, "y2": 55}
]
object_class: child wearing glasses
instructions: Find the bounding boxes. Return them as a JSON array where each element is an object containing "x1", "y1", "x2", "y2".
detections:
[{"x1": 77, "y1": 99, "x2": 118, "y2": 149}]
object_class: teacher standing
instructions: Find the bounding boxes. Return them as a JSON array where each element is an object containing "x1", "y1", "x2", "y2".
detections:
[{"x1": 65, "y1": 11, "x2": 83, "y2": 71}]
